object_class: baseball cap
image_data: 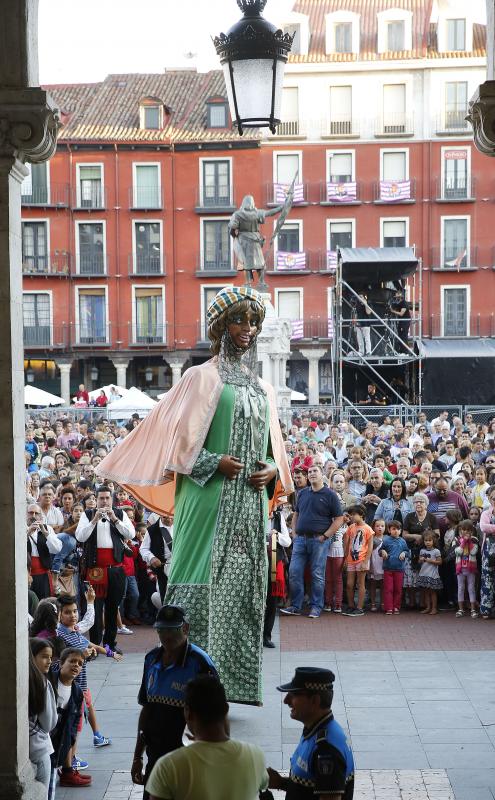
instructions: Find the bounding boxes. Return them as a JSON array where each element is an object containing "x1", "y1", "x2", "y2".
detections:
[{"x1": 153, "y1": 604, "x2": 187, "y2": 630}]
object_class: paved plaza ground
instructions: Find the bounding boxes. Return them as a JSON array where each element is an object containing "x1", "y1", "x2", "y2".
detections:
[{"x1": 58, "y1": 613, "x2": 495, "y2": 800}]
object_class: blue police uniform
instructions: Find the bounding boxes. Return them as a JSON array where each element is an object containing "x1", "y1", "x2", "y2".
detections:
[
  {"x1": 287, "y1": 712, "x2": 354, "y2": 799},
  {"x1": 138, "y1": 640, "x2": 218, "y2": 796}
]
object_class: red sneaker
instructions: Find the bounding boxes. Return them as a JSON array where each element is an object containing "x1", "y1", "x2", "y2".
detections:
[{"x1": 59, "y1": 769, "x2": 92, "y2": 787}]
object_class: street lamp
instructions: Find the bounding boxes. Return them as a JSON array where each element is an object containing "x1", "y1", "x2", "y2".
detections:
[
  {"x1": 90, "y1": 365, "x2": 99, "y2": 382},
  {"x1": 145, "y1": 366, "x2": 153, "y2": 383},
  {"x1": 213, "y1": 0, "x2": 294, "y2": 135},
  {"x1": 26, "y1": 362, "x2": 35, "y2": 383}
]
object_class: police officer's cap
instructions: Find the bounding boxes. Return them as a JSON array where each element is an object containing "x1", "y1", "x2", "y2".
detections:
[
  {"x1": 153, "y1": 604, "x2": 187, "y2": 630},
  {"x1": 277, "y1": 667, "x2": 335, "y2": 693}
]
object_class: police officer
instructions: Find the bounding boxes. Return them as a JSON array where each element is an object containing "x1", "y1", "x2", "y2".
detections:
[
  {"x1": 268, "y1": 667, "x2": 354, "y2": 799},
  {"x1": 131, "y1": 605, "x2": 218, "y2": 799}
]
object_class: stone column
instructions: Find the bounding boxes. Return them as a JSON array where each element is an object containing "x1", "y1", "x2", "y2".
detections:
[
  {"x1": 166, "y1": 355, "x2": 187, "y2": 386},
  {"x1": 112, "y1": 358, "x2": 129, "y2": 389},
  {"x1": 57, "y1": 360, "x2": 72, "y2": 405},
  {"x1": 299, "y1": 348, "x2": 327, "y2": 406},
  {"x1": 0, "y1": 2, "x2": 59, "y2": 795}
]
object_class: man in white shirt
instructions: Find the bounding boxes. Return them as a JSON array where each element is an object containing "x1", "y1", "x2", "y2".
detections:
[
  {"x1": 39, "y1": 482, "x2": 64, "y2": 532},
  {"x1": 140, "y1": 514, "x2": 174, "y2": 603},
  {"x1": 76, "y1": 486, "x2": 135, "y2": 652},
  {"x1": 27, "y1": 503, "x2": 62, "y2": 599}
]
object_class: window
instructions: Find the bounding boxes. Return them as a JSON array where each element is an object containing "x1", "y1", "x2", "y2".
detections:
[
  {"x1": 329, "y1": 221, "x2": 353, "y2": 250},
  {"x1": 133, "y1": 164, "x2": 161, "y2": 209},
  {"x1": 334, "y1": 22, "x2": 352, "y2": 53},
  {"x1": 443, "y1": 287, "x2": 468, "y2": 336},
  {"x1": 328, "y1": 152, "x2": 353, "y2": 182},
  {"x1": 278, "y1": 223, "x2": 300, "y2": 253},
  {"x1": 443, "y1": 150, "x2": 468, "y2": 199},
  {"x1": 387, "y1": 20, "x2": 405, "y2": 51},
  {"x1": 207, "y1": 103, "x2": 227, "y2": 128},
  {"x1": 202, "y1": 220, "x2": 231, "y2": 270},
  {"x1": 202, "y1": 160, "x2": 231, "y2": 206},
  {"x1": 329, "y1": 86, "x2": 352, "y2": 135},
  {"x1": 134, "y1": 222, "x2": 161, "y2": 274},
  {"x1": 382, "y1": 220, "x2": 407, "y2": 247},
  {"x1": 280, "y1": 88, "x2": 299, "y2": 135},
  {"x1": 383, "y1": 84, "x2": 406, "y2": 133},
  {"x1": 77, "y1": 223, "x2": 105, "y2": 275},
  {"x1": 276, "y1": 289, "x2": 302, "y2": 320},
  {"x1": 77, "y1": 165, "x2": 103, "y2": 208},
  {"x1": 134, "y1": 288, "x2": 164, "y2": 343},
  {"x1": 144, "y1": 105, "x2": 160, "y2": 129},
  {"x1": 445, "y1": 82, "x2": 468, "y2": 130},
  {"x1": 447, "y1": 19, "x2": 466, "y2": 51},
  {"x1": 284, "y1": 24, "x2": 300, "y2": 54},
  {"x1": 275, "y1": 152, "x2": 300, "y2": 184},
  {"x1": 77, "y1": 289, "x2": 107, "y2": 343},
  {"x1": 443, "y1": 218, "x2": 468, "y2": 268},
  {"x1": 22, "y1": 222, "x2": 48, "y2": 273},
  {"x1": 382, "y1": 151, "x2": 407, "y2": 181},
  {"x1": 23, "y1": 293, "x2": 50, "y2": 346},
  {"x1": 21, "y1": 163, "x2": 48, "y2": 204}
]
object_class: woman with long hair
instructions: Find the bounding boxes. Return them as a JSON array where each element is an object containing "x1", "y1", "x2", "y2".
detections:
[{"x1": 29, "y1": 638, "x2": 58, "y2": 798}]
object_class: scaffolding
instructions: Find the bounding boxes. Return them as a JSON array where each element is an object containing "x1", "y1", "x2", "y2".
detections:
[{"x1": 332, "y1": 247, "x2": 423, "y2": 417}]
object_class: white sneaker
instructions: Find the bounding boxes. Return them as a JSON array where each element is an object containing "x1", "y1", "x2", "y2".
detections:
[{"x1": 117, "y1": 625, "x2": 133, "y2": 635}]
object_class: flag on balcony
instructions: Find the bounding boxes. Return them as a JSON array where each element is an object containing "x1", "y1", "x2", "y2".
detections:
[
  {"x1": 291, "y1": 319, "x2": 304, "y2": 340},
  {"x1": 274, "y1": 182, "x2": 305, "y2": 204},
  {"x1": 327, "y1": 251, "x2": 337, "y2": 272},
  {"x1": 326, "y1": 182, "x2": 357, "y2": 202},
  {"x1": 445, "y1": 249, "x2": 467, "y2": 271},
  {"x1": 277, "y1": 251, "x2": 307, "y2": 270},
  {"x1": 379, "y1": 180, "x2": 411, "y2": 202},
  {"x1": 328, "y1": 318, "x2": 334, "y2": 337}
]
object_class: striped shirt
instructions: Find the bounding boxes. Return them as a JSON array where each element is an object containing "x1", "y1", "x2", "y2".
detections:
[{"x1": 56, "y1": 605, "x2": 94, "y2": 690}]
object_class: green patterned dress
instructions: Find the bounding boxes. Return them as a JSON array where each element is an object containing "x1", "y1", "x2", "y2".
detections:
[{"x1": 165, "y1": 382, "x2": 273, "y2": 704}]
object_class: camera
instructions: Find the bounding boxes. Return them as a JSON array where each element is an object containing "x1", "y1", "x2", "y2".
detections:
[{"x1": 100, "y1": 515, "x2": 108, "y2": 523}]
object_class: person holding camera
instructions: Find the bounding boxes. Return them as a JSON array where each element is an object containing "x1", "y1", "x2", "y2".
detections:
[
  {"x1": 389, "y1": 291, "x2": 412, "y2": 352},
  {"x1": 139, "y1": 514, "x2": 174, "y2": 605},
  {"x1": 27, "y1": 503, "x2": 63, "y2": 600},
  {"x1": 75, "y1": 486, "x2": 135, "y2": 653}
]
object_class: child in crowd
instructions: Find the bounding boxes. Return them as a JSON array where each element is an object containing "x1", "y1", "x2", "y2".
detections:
[
  {"x1": 417, "y1": 531, "x2": 443, "y2": 615},
  {"x1": 454, "y1": 520, "x2": 479, "y2": 618},
  {"x1": 379, "y1": 520, "x2": 409, "y2": 614},
  {"x1": 29, "y1": 638, "x2": 58, "y2": 799},
  {"x1": 369, "y1": 519, "x2": 385, "y2": 611},
  {"x1": 323, "y1": 509, "x2": 347, "y2": 614},
  {"x1": 342, "y1": 504, "x2": 374, "y2": 617},
  {"x1": 473, "y1": 466, "x2": 490, "y2": 509},
  {"x1": 442, "y1": 509, "x2": 463, "y2": 607}
]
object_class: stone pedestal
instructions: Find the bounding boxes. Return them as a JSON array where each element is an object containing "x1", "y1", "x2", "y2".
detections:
[
  {"x1": 299, "y1": 348, "x2": 327, "y2": 406},
  {"x1": 256, "y1": 293, "x2": 292, "y2": 408},
  {"x1": 57, "y1": 360, "x2": 72, "y2": 405},
  {"x1": 112, "y1": 358, "x2": 129, "y2": 389},
  {"x1": 166, "y1": 355, "x2": 188, "y2": 386}
]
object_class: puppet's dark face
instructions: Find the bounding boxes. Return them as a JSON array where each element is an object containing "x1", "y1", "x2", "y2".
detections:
[{"x1": 227, "y1": 308, "x2": 262, "y2": 350}]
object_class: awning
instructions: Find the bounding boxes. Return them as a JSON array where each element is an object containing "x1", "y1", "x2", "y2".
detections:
[
  {"x1": 419, "y1": 338, "x2": 495, "y2": 359},
  {"x1": 339, "y1": 247, "x2": 418, "y2": 284}
]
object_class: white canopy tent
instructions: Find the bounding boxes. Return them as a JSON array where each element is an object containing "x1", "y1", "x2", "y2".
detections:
[
  {"x1": 24, "y1": 385, "x2": 65, "y2": 407},
  {"x1": 88, "y1": 384, "x2": 130, "y2": 401},
  {"x1": 107, "y1": 386, "x2": 157, "y2": 419},
  {"x1": 291, "y1": 389, "x2": 307, "y2": 401}
]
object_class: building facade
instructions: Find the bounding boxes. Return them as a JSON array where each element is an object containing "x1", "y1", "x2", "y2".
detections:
[{"x1": 23, "y1": 0, "x2": 492, "y2": 405}]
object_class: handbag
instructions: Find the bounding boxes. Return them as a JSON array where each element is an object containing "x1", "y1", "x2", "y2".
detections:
[{"x1": 57, "y1": 570, "x2": 76, "y2": 596}]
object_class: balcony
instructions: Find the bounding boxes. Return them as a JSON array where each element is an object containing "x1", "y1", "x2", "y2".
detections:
[
  {"x1": 430, "y1": 245, "x2": 477, "y2": 270},
  {"x1": 128, "y1": 253, "x2": 164, "y2": 276},
  {"x1": 23, "y1": 323, "x2": 69, "y2": 349},
  {"x1": 196, "y1": 254, "x2": 234, "y2": 277},
  {"x1": 424, "y1": 314, "x2": 495, "y2": 338},
  {"x1": 289, "y1": 317, "x2": 334, "y2": 342},
  {"x1": 195, "y1": 186, "x2": 236, "y2": 213},
  {"x1": 268, "y1": 250, "x2": 312, "y2": 273},
  {"x1": 21, "y1": 183, "x2": 69, "y2": 207},
  {"x1": 373, "y1": 178, "x2": 415, "y2": 203},
  {"x1": 436, "y1": 109, "x2": 470, "y2": 136},
  {"x1": 73, "y1": 323, "x2": 111, "y2": 347},
  {"x1": 265, "y1": 181, "x2": 309, "y2": 206},
  {"x1": 374, "y1": 113, "x2": 414, "y2": 137},
  {"x1": 271, "y1": 120, "x2": 304, "y2": 138},
  {"x1": 71, "y1": 253, "x2": 109, "y2": 276},
  {"x1": 434, "y1": 176, "x2": 475, "y2": 202},
  {"x1": 72, "y1": 185, "x2": 107, "y2": 210},
  {"x1": 128, "y1": 186, "x2": 163, "y2": 210},
  {"x1": 320, "y1": 180, "x2": 361, "y2": 205},
  {"x1": 317, "y1": 250, "x2": 338, "y2": 272},
  {"x1": 22, "y1": 252, "x2": 70, "y2": 276},
  {"x1": 322, "y1": 118, "x2": 360, "y2": 139},
  {"x1": 127, "y1": 322, "x2": 167, "y2": 347}
]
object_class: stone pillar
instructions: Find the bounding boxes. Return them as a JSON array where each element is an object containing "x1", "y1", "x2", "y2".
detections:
[
  {"x1": 57, "y1": 360, "x2": 72, "y2": 405},
  {"x1": 299, "y1": 349, "x2": 327, "y2": 406},
  {"x1": 112, "y1": 358, "x2": 129, "y2": 389},
  {"x1": 166, "y1": 355, "x2": 187, "y2": 386},
  {"x1": 0, "y1": 2, "x2": 59, "y2": 796}
]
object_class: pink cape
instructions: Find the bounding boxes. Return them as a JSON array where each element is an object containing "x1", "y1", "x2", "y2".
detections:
[{"x1": 96, "y1": 359, "x2": 294, "y2": 514}]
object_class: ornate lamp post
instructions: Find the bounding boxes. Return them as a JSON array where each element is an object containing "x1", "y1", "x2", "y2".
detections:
[{"x1": 213, "y1": 0, "x2": 294, "y2": 135}]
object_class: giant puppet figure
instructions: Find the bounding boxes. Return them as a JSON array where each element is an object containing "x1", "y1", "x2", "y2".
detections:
[{"x1": 97, "y1": 286, "x2": 293, "y2": 704}]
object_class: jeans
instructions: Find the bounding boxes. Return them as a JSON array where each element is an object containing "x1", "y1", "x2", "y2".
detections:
[
  {"x1": 32, "y1": 752, "x2": 51, "y2": 798},
  {"x1": 51, "y1": 533, "x2": 76, "y2": 573},
  {"x1": 120, "y1": 575, "x2": 140, "y2": 620},
  {"x1": 324, "y1": 556, "x2": 344, "y2": 608},
  {"x1": 289, "y1": 535, "x2": 330, "y2": 612},
  {"x1": 383, "y1": 570, "x2": 404, "y2": 612}
]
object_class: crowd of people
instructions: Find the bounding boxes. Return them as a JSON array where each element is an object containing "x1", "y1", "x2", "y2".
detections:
[{"x1": 24, "y1": 403, "x2": 495, "y2": 799}]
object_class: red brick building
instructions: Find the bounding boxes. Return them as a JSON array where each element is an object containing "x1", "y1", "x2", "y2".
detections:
[{"x1": 23, "y1": 0, "x2": 493, "y2": 405}]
